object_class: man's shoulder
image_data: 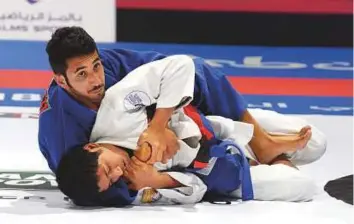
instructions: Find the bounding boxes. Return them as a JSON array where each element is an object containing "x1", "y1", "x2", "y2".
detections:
[
  {"x1": 39, "y1": 82, "x2": 62, "y2": 117},
  {"x1": 98, "y1": 47, "x2": 128, "y2": 59}
]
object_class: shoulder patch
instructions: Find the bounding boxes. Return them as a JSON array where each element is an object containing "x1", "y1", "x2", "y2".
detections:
[
  {"x1": 123, "y1": 90, "x2": 151, "y2": 112},
  {"x1": 39, "y1": 90, "x2": 51, "y2": 114}
]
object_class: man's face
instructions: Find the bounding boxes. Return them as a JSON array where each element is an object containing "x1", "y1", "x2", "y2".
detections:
[
  {"x1": 84, "y1": 143, "x2": 130, "y2": 192},
  {"x1": 55, "y1": 51, "x2": 105, "y2": 108}
]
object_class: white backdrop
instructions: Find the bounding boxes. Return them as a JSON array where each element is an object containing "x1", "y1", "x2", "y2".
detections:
[{"x1": 0, "y1": 0, "x2": 116, "y2": 42}]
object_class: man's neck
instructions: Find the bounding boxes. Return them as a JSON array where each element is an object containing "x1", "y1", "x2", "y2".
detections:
[
  {"x1": 69, "y1": 90, "x2": 100, "y2": 111},
  {"x1": 81, "y1": 99, "x2": 100, "y2": 111}
]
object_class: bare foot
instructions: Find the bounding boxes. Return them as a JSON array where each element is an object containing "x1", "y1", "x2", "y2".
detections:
[
  {"x1": 297, "y1": 126, "x2": 312, "y2": 148},
  {"x1": 272, "y1": 125, "x2": 312, "y2": 154},
  {"x1": 251, "y1": 126, "x2": 312, "y2": 164}
]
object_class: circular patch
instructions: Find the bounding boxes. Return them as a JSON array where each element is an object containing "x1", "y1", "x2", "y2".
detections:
[
  {"x1": 123, "y1": 90, "x2": 151, "y2": 112},
  {"x1": 141, "y1": 188, "x2": 162, "y2": 203}
]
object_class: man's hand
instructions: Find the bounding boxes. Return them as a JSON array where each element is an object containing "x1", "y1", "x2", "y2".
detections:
[
  {"x1": 137, "y1": 126, "x2": 179, "y2": 164},
  {"x1": 124, "y1": 157, "x2": 182, "y2": 191},
  {"x1": 124, "y1": 157, "x2": 162, "y2": 190}
]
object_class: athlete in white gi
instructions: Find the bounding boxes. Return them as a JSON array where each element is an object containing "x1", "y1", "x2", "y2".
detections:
[{"x1": 89, "y1": 55, "x2": 326, "y2": 205}]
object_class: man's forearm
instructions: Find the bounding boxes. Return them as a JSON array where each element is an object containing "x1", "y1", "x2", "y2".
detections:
[
  {"x1": 149, "y1": 107, "x2": 175, "y2": 129},
  {"x1": 152, "y1": 173, "x2": 183, "y2": 189}
]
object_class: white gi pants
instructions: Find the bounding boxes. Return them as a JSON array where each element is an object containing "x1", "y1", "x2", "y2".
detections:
[{"x1": 232, "y1": 108, "x2": 327, "y2": 202}]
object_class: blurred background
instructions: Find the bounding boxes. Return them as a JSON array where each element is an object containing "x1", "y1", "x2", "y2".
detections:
[
  {"x1": 0, "y1": 0, "x2": 353, "y2": 45},
  {"x1": 0, "y1": 1, "x2": 353, "y2": 219},
  {"x1": 116, "y1": 0, "x2": 353, "y2": 47},
  {"x1": 0, "y1": 0, "x2": 352, "y2": 115}
]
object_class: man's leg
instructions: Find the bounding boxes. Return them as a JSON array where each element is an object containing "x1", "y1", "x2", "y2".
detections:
[
  {"x1": 247, "y1": 108, "x2": 327, "y2": 166},
  {"x1": 241, "y1": 110, "x2": 313, "y2": 164},
  {"x1": 192, "y1": 59, "x2": 315, "y2": 164},
  {"x1": 231, "y1": 157, "x2": 317, "y2": 202},
  {"x1": 268, "y1": 154, "x2": 297, "y2": 169}
]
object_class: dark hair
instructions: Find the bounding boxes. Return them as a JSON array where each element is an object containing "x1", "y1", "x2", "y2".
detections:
[
  {"x1": 56, "y1": 145, "x2": 136, "y2": 207},
  {"x1": 46, "y1": 26, "x2": 97, "y2": 76},
  {"x1": 56, "y1": 145, "x2": 101, "y2": 205}
]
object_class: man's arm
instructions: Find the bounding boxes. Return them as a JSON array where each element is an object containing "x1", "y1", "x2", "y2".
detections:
[
  {"x1": 125, "y1": 158, "x2": 184, "y2": 190},
  {"x1": 38, "y1": 108, "x2": 62, "y2": 173},
  {"x1": 130, "y1": 171, "x2": 207, "y2": 206},
  {"x1": 133, "y1": 55, "x2": 196, "y2": 163},
  {"x1": 91, "y1": 55, "x2": 196, "y2": 163},
  {"x1": 125, "y1": 157, "x2": 207, "y2": 205}
]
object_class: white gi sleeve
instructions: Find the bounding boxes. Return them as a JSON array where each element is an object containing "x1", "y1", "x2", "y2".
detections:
[
  {"x1": 132, "y1": 172, "x2": 207, "y2": 205},
  {"x1": 107, "y1": 54, "x2": 196, "y2": 111},
  {"x1": 90, "y1": 55, "x2": 196, "y2": 147}
]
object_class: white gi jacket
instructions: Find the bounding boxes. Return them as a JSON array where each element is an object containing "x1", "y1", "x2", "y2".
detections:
[{"x1": 90, "y1": 55, "x2": 254, "y2": 205}]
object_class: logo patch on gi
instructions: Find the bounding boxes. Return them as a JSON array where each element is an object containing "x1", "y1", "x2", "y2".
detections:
[
  {"x1": 39, "y1": 91, "x2": 51, "y2": 114},
  {"x1": 140, "y1": 188, "x2": 161, "y2": 203},
  {"x1": 124, "y1": 91, "x2": 151, "y2": 112},
  {"x1": 27, "y1": 0, "x2": 41, "y2": 4}
]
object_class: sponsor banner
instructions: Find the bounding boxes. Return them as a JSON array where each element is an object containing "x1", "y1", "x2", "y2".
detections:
[
  {"x1": 0, "y1": 0, "x2": 116, "y2": 42},
  {"x1": 117, "y1": 0, "x2": 352, "y2": 14},
  {"x1": 0, "y1": 41, "x2": 352, "y2": 79},
  {"x1": 0, "y1": 171, "x2": 57, "y2": 190},
  {"x1": 114, "y1": 43, "x2": 354, "y2": 79},
  {"x1": 245, "y1": 95, "x2": 353, "y2": 116},
  {"x1": 0, "y1": 88, "x2": 44, "y2": 108},
  {"x1": 0, "y1": 88, "x2": 352, "y2": 116},
  {"x1": 0, "y1": 171, "x2": 70, "y2": 205}
]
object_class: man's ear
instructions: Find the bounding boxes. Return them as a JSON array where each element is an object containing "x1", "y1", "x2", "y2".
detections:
[
  {"x1": 84, "y1": 143, "x2": 100, "y2": 152},
  {"x1": 53, "y1": 74, "x2": 67, "y2": 88}
]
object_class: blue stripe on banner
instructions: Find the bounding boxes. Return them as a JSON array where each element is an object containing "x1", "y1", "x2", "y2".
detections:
[
  {"x1": 0, "y1": 41, "x2": 352, "y2": 79},
  {"x1": 0, "y1": 88, "x2": 352, "y2": 116},
  {"x1": 119, "y1": 43, "x2": 353, "y2": 79},
  {"x1": 110, "y1": 42, "x2": 354, "y2": 79},
  {"x1": 244, "y1": 95, "x2": 353, "y2": 116}
]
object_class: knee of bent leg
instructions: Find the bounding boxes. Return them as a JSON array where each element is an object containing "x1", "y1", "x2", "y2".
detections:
[
  {"x1": 281, "y1": 173, "x2": 317, "y2": 202},
  {"x1": 251, "y1": 164, "x2": 317, "y2": 202},
  {"x1": 304, "y1": 126, "x2": 327, "y2": 163}
]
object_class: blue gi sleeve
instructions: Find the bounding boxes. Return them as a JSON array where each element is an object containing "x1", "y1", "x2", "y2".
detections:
[
  {"x1": 37, "y1": 86, "x2": 98, "y2": 173},
  {"x1": 192, "y1": 57, "x2": 248, "y2": 121},
  {"x1": 38, "y1": 110, "x2": 60, "y2": 172}
]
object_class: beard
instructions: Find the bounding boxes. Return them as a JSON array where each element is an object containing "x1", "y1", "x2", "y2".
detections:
[{"x1": 68, "y1": 85, "x2": 105, "y2": 110}]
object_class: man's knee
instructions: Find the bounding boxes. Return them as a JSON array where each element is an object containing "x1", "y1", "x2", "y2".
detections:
[
  {"x1": 274, "y1": 173, "x2": 317, "y2": 202},
  {"x1": 291, "y1": 126, "x2": 327, "y2": 165},
  {"x1": 250, "y1": 164, "x2": 317, "y2": 202},
  {"x1": 309, "y1": 126, "x2": 327, "y2": 160}
]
